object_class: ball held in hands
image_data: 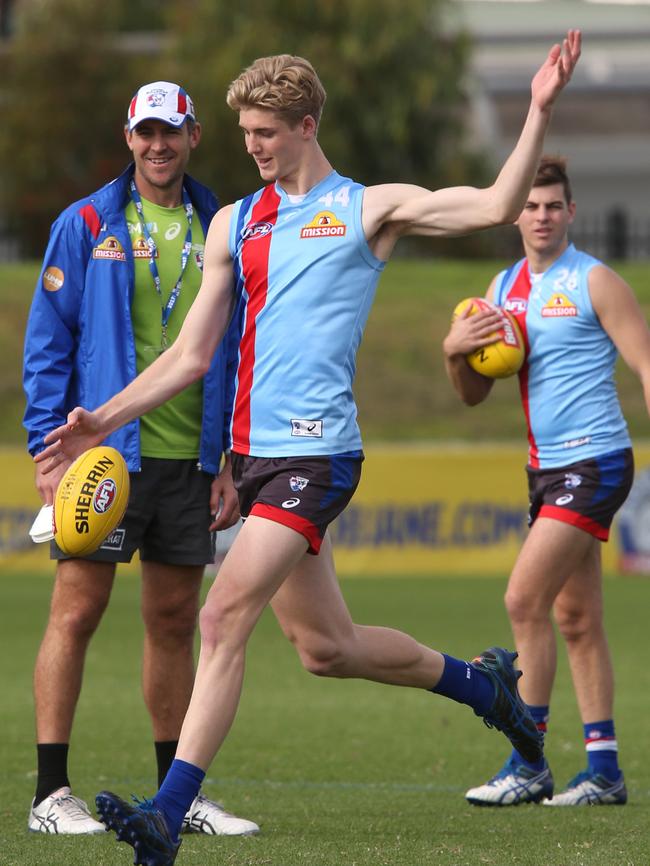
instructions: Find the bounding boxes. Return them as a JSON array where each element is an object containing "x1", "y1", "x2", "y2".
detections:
[{"x1": 452, "y1": 297, "x2": 525, "y2": 379}]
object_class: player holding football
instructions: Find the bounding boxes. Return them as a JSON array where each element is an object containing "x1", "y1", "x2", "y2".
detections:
[
  {"x1": 23, "y1": 82, "x2": 257, "y2": 837},
  {"x1": 36, "y1": 38, "x2": 580, "y2": 864},
  {"x1": 443, "y1": 156, "x2": 650, "y2": 806}
]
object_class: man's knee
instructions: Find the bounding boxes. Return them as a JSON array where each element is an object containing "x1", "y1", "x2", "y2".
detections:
[
  {"x1": 555, "y1": 602, "x2": 601, "y2": 643},
  {"x1": 291, "y1": 633, "x2": 349, "y2": 678},
  {"x1": 197, "y1": 595, "x2": 248, "y2": 652},
  {"x1": 48, "y1": 601, "x2": 104, "y2": 641},
  {"x1": 504, "y1": 588, "x2": 543, "y2": 627},
  {"x1": 49, "y1": 560, "x2": 114, "y2": 640},
  {"x1": 143, "y1": 596, "x2": 198, "y2": 645},
  {"x1": 49, "y1": 585, "x2": 107, "y2": 639}
]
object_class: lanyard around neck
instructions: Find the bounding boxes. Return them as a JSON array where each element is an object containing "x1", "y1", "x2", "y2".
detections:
[{"x1": 129, "y1": 178, "x2": 193, "y2": 349}]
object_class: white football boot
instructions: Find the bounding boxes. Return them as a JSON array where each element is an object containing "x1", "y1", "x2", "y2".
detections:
[
  {"x1": 466, "y1": 758, "x2": 554, "y2": 806},
  {"x1": 28, "y1": 786, "x2": 106, "y2": 834},
  {"x1": 182, "y1": 792, "x2": 260, "y2": 835},
  {"x1": 543, "y1": 770, "x2": 627, "y2": 806}
]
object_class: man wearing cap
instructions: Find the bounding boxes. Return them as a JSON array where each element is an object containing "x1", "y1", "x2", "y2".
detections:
[{"x1": 23, "y1": 82, "x2": 258, "y2": 837}]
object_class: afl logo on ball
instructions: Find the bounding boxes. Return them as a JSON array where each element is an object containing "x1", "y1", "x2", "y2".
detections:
[{"x1": 93, "y1": 479, "x2": 117, "y2": 514}]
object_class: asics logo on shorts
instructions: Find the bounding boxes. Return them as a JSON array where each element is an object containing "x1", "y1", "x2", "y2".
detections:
[{"x1": 282, "y1": 498, "x2": 301, "y2": 509}]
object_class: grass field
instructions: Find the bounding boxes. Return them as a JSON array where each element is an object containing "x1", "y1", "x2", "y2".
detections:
[{"x1": 2, "y1": 571, "x2": 650, "y2": 866}]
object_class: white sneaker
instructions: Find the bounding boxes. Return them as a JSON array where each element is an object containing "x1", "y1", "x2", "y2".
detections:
[
  {"x1": 28, "y1": 786, "x2": 106, "y2": 834},
  {"x1": 182, "y1": 792, "x2": 260, "y2": 835},
  {"x1": 466, "y1": 758, "x2": 554, "y2": 806}
]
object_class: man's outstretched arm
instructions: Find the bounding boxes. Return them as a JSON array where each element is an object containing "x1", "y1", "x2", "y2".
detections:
[{"x1": 364, "y1": 30, "x2": 581, "y2": 256}]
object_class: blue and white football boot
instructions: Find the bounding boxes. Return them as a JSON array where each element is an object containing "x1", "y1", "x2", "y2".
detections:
[
  {"x1": 543, "y1": 770, "x2": 627, "y2": 806},
  {"x1": 466, "y1": 757, "x2": 554, "y2": 806}
]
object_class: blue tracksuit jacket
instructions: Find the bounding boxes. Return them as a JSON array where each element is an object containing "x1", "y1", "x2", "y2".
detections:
[{"x1": 23, "y1": 164, "x2": 237, "y2": 474}]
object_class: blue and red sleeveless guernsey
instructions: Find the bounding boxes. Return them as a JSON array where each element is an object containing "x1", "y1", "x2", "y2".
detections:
[
  {"x1": 228, "y1": 171, "x2": 385, "y2": 456},
  {"x1": 493, "y1": 243, "x2": 631, "y2": 469}
]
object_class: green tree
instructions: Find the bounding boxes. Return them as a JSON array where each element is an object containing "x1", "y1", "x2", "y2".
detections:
[
  {"x1": 0, "y1": 0, "x2": 487, "y2": 259},
  {"x1": 163, "y1": 0, "x2": 487, "y2": 224},
  {"x1": 0, "y1": 0, "x2": 159, "y2": 257}
]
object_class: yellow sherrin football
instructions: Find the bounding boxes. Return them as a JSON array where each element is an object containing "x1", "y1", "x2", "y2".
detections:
[
  {"x1": 54, "y1": 446, "x2": 130, "y2": 556},
  {"x1": 452, "y1": 297, "x2": 525, "y2": 379}
]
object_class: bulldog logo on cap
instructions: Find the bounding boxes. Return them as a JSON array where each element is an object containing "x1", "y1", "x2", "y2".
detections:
[
  {"x1": 127, "y1": 81, "x2": 196, "y2": 131},
  {"x1": 146, "y1": 88, "x2": 169, "y2": 108}
]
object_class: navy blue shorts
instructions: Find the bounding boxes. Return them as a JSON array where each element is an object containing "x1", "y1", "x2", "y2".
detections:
[
  {"x1": 526, "y1": 448, "x2": 634, "y2": 541},
  {"x1": 231, "y1": 451, "x2": 364, "y2": 554}
]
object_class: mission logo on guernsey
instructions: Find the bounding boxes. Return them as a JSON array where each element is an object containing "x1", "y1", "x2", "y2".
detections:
[
  {"x1": 541, "y1": 293, "x2": 577, "y2": 317},
  {"x1": 494, "y1": 243, "x2": 631, "y2": 469},
  {"x1": 229, "y1": 172, "x2": 385, "y2": 457},
  {"x1": 300, "y1": 211, "x2": 347, "y2": 238}
]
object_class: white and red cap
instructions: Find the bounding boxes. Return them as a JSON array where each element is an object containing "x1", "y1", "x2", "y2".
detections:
[{"x1": 127, "y1": 81, "x2": 196, "y2": 131}]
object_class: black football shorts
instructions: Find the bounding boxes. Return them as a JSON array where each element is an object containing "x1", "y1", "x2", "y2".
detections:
[
  {"x1": 526, "y1": 448, "x2": 634, "y2": 541},
  {"x1": 231, "y1": 450, "x2": 364, "y2": 554}
]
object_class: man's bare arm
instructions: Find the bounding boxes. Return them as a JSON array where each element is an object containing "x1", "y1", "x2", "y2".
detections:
[
  {"x1": 590, "y1": 264, "x2": 650, "y2": 420},
  {"x1": 363, "y1": 31, "x2": 581, "y2": 259},
  {"x1": 442, "y1": 281, "x2": 500, "y2": 406},
  {"x1": 36, "y1": 206, "x2": 237, "y2": 468}
]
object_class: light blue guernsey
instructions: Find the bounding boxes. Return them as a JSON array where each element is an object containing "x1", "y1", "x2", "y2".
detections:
[
  {"x1": 494, "y1": 243, "x2": 631, "y2": 469},
  {"x1": 228, "y1": 171, "x2": 385, "y2": 456}
]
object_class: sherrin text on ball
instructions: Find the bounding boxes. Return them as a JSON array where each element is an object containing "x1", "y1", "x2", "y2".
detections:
[{"x1": 54, "y1": 446, "x2": 130, "y2": 556}]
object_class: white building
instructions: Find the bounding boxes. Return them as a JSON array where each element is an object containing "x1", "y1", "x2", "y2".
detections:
[{"x1": 449, "y1": 0, "x2": 650, "y2": 257}]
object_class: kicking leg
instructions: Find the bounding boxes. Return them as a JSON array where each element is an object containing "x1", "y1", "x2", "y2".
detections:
[
  {"x1": 271, "y1": 532, "x2": 444, "y2": 686},
  {"x1": 271, "y1": 532, "x2": 541, "y2": 764}
]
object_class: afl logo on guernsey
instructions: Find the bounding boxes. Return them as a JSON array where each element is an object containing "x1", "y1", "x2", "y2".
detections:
[
  {"x1": 241, "y1": 221, "x2": 274, "y2": 241},
  {"x1": 300, "y1": 211, "x2": 346, "y2": 239},
  {"x1": 504, "y1": 298, "x2": 528, "y2": 315}
]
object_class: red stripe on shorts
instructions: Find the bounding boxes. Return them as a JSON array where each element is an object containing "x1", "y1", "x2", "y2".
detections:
[
  {"x1": 250, "y1": 502, "x2": 322, "y2": 554},
  {"x1": 539, "y1": 504, "x2": 609, "y2": 540}
]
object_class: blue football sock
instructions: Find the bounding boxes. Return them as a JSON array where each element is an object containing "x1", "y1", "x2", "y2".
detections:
[
  {"x1": 430, "y1": 653, "x2": 495, "y2": 716},
  {"x1": 154, "y1": 758, "x2": 205, "y2": 841},
  {"x1": 584, "y1": 720, "x2": 620, "y2": 782},
  {"x1": 511, "y1": 704, "x2": 548, "y2": 772}
]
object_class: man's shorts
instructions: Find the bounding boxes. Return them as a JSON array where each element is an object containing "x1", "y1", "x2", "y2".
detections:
[
  {"x1": 231, "y1": 451, "x2": 364, "y2": 555},
  {"x1": 51, "y1": 457, "x2": 216, "y2": 565},
  {"x1": 526, "y1": 448, "x2": 634, "y2": 541}
]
